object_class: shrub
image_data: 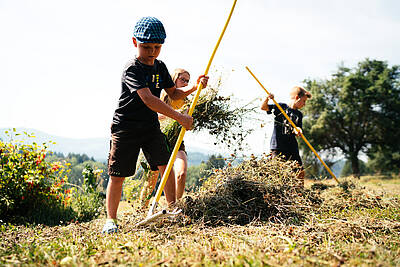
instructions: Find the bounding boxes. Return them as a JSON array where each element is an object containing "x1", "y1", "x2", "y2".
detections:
[
  {"x1": 0, "y1": 130, "x2": 74, "y2": 225},
  {"x1": 0, "y1": 130, "x2": 105, "y2": 225},
  {"x1": 69, "y1": 165, "x2": 105, "y2": 222}
]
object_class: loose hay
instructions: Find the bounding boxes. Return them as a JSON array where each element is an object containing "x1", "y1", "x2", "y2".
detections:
[
  {"x1": 176, "y1": 155, "x2": 322, "y2": 226},
  {"x1": 172, "y1": 156, "x2": 400, "y2": 228}
]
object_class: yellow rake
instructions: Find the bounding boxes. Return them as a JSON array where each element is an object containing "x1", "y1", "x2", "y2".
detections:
[{"x1": 136, "y1": 0, "x2": 238, "y2": 227}]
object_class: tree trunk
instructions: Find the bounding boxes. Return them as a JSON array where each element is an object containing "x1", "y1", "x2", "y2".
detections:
[{"x1": 350, "y1": 153, "x2": 360, "y2": 178}]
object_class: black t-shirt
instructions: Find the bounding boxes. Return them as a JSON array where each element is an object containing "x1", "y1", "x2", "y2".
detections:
[
  {"x1": 267, "y1": 103, "x2": 303, "y2": 152},
  {"x1": 112, "y1": 58, "x2": 175, "y2": 132}
]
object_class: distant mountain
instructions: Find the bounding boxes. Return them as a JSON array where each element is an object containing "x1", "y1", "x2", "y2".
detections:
[
  {"x1": 0, "y1": 128, "x2": 214, "y2": 165},
  {"x1": 0, "y1": 128, "x2": 110, "y2": 162},
  {"x1": 186, "y1": 151, "x2": 211, "y2": 166}
]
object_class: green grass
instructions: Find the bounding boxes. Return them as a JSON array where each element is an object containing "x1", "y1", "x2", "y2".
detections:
[{"x1": 1, "y1": 176, "x2": 399, "y2": 266}]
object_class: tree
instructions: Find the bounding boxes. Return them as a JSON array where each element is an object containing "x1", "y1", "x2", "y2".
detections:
[
  {"x1": 366, "y1": 144, "x2": 400, "y2": 175},
  {"x1": 340, "y1": 159, "x2": 370, "y2": 177},
  {"x1": 186, "y1": 163, "x2": 207, "y2": 190},
  {"x1": 205, "y1": 154, "x2": 226, "y2": 170},
  {"x1": 186, "y1": 154, "x2": 226, "y2": 190},
  {"x1": 301, "y1": 59, "x2": 400, "y2": 177}
]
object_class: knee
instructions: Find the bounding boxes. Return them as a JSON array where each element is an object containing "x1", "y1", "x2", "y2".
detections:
[
  {"x1": 109, "y1": 176, "x2": 125, "y2": 186},
  {"x1": 175, "y1": 170, "x2": 187, "y2": 182}
]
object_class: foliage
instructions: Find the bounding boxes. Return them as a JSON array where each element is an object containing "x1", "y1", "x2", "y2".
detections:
[
  {"x1": 186, "y1": 162, "x2": 208, "y2": 190},
  {"x1": 204, "y1": 154, "x2": 225, "y2": 170},
  {"x1": 123, "y1": 175, "x2": 145, "y2": 202},
  {"x1": 340, "y1": 159, "x2": 371, "y2": 177},
  {"x1": 135, "y1": 73, "x2": 256, "y2": 196},
  {"x1": 69, "y1": 165, "x2": 105, "y2": 222},
  {"x1": 301, "y1": 58, "x2": 400, "y2": 177},
  {"x1": 0, "y1": 130, "x2": 105, "y2": 225},
  {"x1": 191, "y1": 86, "x2": 257, "y2": 152},
  {"x1": 46, "y1": 152, "x2": 108, "y2": 190},
  {"x1": 160, "y1": 80, "x2": 257, "y2": 153},
  {"x1": 0, "y1": 129, "x2": 74, "y2": 225},
  {"x1": 186, "y1": 154, "x2": 226, "y2": 191},
  {"x1": 367, "y1": 144, "x2": 400, "y2": 175}
]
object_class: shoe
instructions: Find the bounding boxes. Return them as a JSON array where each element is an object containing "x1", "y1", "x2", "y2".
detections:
[{"x1": 102, "y1": 219, "x2": 118, "y2": 234}]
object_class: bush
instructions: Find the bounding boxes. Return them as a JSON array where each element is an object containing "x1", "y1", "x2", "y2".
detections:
[
  {"x1": 0, "y1": 130, "x2": 105, "y2": 225},
  {"x1": 0, "y1": 130, "x2": 74, "y2": 225},
  {"x1": 69, "y1": 165, "x2": 105, "y2": 222}
]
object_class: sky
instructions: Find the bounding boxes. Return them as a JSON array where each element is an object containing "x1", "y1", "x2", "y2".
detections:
[{"x1": 1, "y1": 0, "x2": 399, "y2": 155}]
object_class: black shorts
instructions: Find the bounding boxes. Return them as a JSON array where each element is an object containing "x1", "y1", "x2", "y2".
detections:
[
  {"x1": 178, "y1": 140, "x2": 186, "y2": 153},
  {"x1": 108, "y1": 128, "x2": 171, "y2": 177},
  {"x1": 271, "y1": 150, "x2": 303, "y2": 167}
]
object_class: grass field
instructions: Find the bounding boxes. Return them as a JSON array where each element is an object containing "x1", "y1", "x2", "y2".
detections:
[{"x1": 1, "y1": 175, "x2": 399, "y2": 266}]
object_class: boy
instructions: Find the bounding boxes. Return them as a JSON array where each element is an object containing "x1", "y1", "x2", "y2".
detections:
[
  {"x1": 261, "y1": 86, "x2": 312, "y2": 187},
  {"x1": 103, "y1": 17, "x2": 208, "y2": 234}
]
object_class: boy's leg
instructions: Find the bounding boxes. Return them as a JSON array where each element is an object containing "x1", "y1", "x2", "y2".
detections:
[
  {"x1": 174, "y1": 150, "x2": 188, "y2": 200},
  {"x1": 157, "y1": 165, "x2": 176, "y2": 205},
  {"x1": 105, "y1": 130, "x2": 140, "y2": 232},
  {"x1": 106, "y1": 176, "x2": 125, "y2": 219}
]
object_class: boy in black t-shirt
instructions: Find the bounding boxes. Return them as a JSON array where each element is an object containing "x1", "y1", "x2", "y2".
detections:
[
  {"x1": 261, "y1": 86, "x2": 312, "y2": 188},
  {"x1": 103, "y1": 17, "x2": 208, "y2": 234}
]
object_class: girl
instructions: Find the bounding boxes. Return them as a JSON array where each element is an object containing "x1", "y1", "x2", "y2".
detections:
[{"x1": 140, "y1": 68, "x2": 199, "y2": 206}]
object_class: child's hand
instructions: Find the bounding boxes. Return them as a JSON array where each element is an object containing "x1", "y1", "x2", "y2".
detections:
[
  {"x1": 177, "y1": 112, "x2": 194, "y2": 130},
  {"x1": 267, "y1": 94, "x2": 274, "y2": 100},
  {"x1": 196, "y1": 75, "x2": 209, "y2": 89},
  {"x1": 293, "y1": 127, "x2": 302, "y2": 136}
]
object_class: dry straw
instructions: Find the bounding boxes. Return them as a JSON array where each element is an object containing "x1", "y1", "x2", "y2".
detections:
[{"x1": 176, "y1": 155, "x2": 322, "y2": 226}]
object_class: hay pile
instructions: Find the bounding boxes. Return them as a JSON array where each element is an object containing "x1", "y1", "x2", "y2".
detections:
[
  {"x1": 177, "y1": 155, "x2": 322, "y2": 226},
  {"x1": 174, "y1": 156, "x2": 399, "y2": 227}
]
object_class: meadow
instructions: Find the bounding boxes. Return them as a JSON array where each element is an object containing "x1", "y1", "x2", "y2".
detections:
[{"x1": 1, "y1": 171, "x2": 399, "y2": 266}]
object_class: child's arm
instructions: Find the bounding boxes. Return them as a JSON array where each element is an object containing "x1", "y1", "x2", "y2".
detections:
[
  {"x1": 158, "y1": 113, "x2": 167, "y2": 120},
  {"x1": 165, "y1": 75, "x2": 208, "y2": 100},
  {"x1": 261, "y1": 94, "x2": 274, "y2": 111},
  {"x1": 137, "y1": 88, "x2": 193, "y2": 130}
]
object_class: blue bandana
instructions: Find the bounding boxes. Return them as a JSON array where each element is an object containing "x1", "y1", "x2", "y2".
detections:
[{"x1": 133, "y1": 17, "x2": 166, "y2": 44}]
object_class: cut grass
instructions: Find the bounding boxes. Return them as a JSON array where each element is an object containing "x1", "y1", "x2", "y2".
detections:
[{"x1": 1, "y1": 172, "x2": 399, "y2": 266}]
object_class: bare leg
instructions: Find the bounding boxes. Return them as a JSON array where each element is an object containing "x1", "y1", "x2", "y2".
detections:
[
  {"x1": 174, "y1": 151, "x2": 188, "y2": 199},
  {"x1": 139, "y1": 171, "x2": 159, "y2": 208},
  {"x1": 106, "y1": 176, "x2": 125, "y2": 219},
  {"x1": 158, "y1": 165, "x2": 176, "y2": 205}
]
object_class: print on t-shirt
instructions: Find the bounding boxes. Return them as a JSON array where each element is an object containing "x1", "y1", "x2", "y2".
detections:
[{"x1": 282, "y1": 112, "x2": 300, "y2": 135}]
